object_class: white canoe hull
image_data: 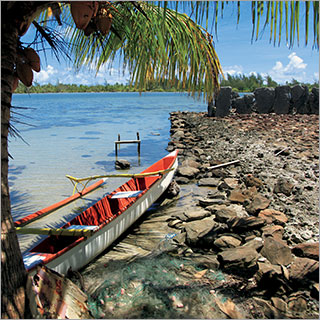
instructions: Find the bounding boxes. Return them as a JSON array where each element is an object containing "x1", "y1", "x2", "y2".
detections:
[{"x1": 35, "y1": 153, "x2": 178, "y2": 275}]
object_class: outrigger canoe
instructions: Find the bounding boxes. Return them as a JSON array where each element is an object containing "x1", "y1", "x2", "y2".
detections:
[{"x1": 15, "y1": 150, "x2": 178, "y2": 275}]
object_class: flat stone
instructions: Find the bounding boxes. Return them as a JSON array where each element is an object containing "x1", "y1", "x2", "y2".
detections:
[
  {"x1": 245, "y1": 195, "x2": 271, "y2": 214},
  {"x1": 271, "y1": 297, "x2": 288, "y2": 314},
  {"x1": 177, "y1": 166, "x2": 200, "y2": 178},
  {"x1": 207, "y1": 190, "x2": 226, "y2": 199},
  {"x1": 181, "y1": 158, "x2": 201, "y2": 169},
  {"x1": 215, "y1": 207, "x2": 238, "y2": 223},
  {"x1": 292, "y1": 242, "x2": 319, "y2": 260},
  {"x1": 227, "y1": 216, "x2": 266, "y2": 232},
  {"x1": 289, "y1": 257, "x2": 319, "y2": 282},
  {"x1": 218, "y1": 246, "x2": 258, "y2": 272},
  {"x1": 175, "y1": 176, "x2": 190, "y2": 184},
  {"x1": 261, "y1": 225, "x2": 284, "y2": 240},
  {"x1": 255, "y1": 261, "x2": 282, "y2": 283},
  {"x1": 172, "y1": 232, "x2": 186, "y2": 245},
  {"x1": 183, "y1": 209, "x2": 211, "y2": 221},
  {"x1": 214, "y1": 235, "x2": 242, "y2": 249},
  {"x1": 199, "y1": 198, "x2": 224, "y2": 207},
  {"x1": 260, "y1": 237, "x2": 293, "y2": 266},
  {"x1": 184, "y1": 217, "x2": 216, "y2": 246},
  {"x1": 168, "y1": 219, "x2": 184, "y2": 229},
  {"x1": 198, "y1": 178, "x2": 220, "y2": 187},
  {"x1": 242, "y1": 237, "x2": 263, "y2": 251},
  {"x1": 258, "y1": 209, "x2": 288, "y2": 226},
  {"x1": 228, "y1": 189, "x2": 246, "y2": 203}
]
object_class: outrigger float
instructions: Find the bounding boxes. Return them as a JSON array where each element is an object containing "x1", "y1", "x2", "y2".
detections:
[{"x1": 15, "y1": 150, "x2": 178, "y2": 275}]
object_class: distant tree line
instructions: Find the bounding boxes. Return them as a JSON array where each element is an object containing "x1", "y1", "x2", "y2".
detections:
[
  {"x1": 220, "y1": 73, "x2": 319, "y2": 92},
  {"x1": 14, "y1": 74, "x2": 318, "y2": 94},
  {"x1": 14, "y1": 78, "x2": 184, "y2": 94}
]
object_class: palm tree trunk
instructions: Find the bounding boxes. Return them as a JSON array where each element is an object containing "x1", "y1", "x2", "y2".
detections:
[{"x1": 1, "y1": 10, "x2": 33, "y2": 320}]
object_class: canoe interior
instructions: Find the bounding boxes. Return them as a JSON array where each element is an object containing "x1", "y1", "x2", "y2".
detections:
[{"x1": 29, "y1": 152, "x2": 176, "y2": 257}]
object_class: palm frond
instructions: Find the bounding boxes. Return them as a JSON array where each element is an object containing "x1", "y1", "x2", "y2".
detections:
[{"x1": 65, "y1": 2, "x2": 222, "y2": 102}]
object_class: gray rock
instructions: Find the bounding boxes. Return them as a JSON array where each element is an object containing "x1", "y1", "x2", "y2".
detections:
[
  {"x1": 291, "y1": 84, "x2": 309, "y2": 114},
  {"x1": 245, "y1": 194, "x2": 271, "y2": 214},
  {"x1": 183, "y1": 209, "x2": 211, "y2": 221},
  {"x1": 184, "y1": 217, "x2": 216, "y2": 246},
  {"x1": 254, "y1": 87, "x2": 275, "y2": 113},
  {"x1": 115, "y1": 159, "x2": 130, "y2": 170},
  {"x1": 244, "y1": 93, "x2": 255, "y2": 107},
  {"x1": 198, "y1": 177, "x2": 220, "y2": 187},
  {"x1": 181, "y1": 158, "x2": 201, "y2": 169},
  {"x1": 175, "y1": 176, "x2": 190, "y2": 184},
  {"x1": 199, "y1": 198, "x2": 225, "y2": 207},
  {"x1": 260, "y1": 237, "x2": 293, "y2": 265},
  {"x1": 292, "y1": 242, "x2": 319, "y2": 260},
  {"x1": 234, "y1": 96, "x2": 252, "y2": 114},
  {"x1": 218, "y1": 246, "x2": 258, "y2": 272},
  {"x1": 215, "y1": 206, "x2": 238, "y2": 223},
  {"x1": 215, "y1": 86, "x2": 232, "y2": 117},
  {"x1": 289, "y1": 257, "x2": 319, "y2": 282},
  {"x1": 274, "y1": 85, "x2": 291, "y2": 114},
  {"x1": 227, "y1": 216, "x2": 266, "y2": 232},
  {"x1": 214, "y1": 235, "x2": 242, "y2": 249},
  {"x1": 177, "y1": 166, "x2": 200, "y2": 178},
  {"x1": 310, "y1": 87, "x2": 319, "y2": 114},
  {"x1": 242, "y1": 237, "x2": 264, "y2": 251},
  {"x1": 207, "y1": 98, "x2": 215, "y2": 117},
  {"x1": 166, "y1": 180, "x2": 181, "y2": 198}
]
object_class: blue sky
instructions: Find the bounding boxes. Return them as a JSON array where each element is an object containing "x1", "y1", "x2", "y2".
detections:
[{"x1": 22, "y1": 1, "x2": 319, "y2": 86}]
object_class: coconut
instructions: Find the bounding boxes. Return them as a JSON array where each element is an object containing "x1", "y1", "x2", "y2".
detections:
[
  {"x1": 83, "y1": 21, "x2": 95, "y2": 36},
  {"x1": 70, "y1": 1, "x2": 94, "y2": 30},
  {"x1": 16, "y1": 62, "x2": 33, "y2": 87},
  {"x1": 96, "y1": 11, "x2": 112, "y2": 36},
  {"x1": 24, "y1": 48, "x2": 41, "y2": 72},
  {"x1": 12, "y1": 76, "x2": 19, "y2": 92}
]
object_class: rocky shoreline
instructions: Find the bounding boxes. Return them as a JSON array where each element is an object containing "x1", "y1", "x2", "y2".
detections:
[{"x1": 165, "y1": 111, "x2": 319, "y2": 318}]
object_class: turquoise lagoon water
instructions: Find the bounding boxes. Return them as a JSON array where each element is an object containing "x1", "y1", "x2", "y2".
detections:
[{"x1": 9, "y1": 92, "x2": 207, "y2": 222}]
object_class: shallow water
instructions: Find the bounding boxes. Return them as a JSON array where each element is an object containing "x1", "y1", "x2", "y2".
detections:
[{"x1": 10, "y1": 92, "x2": 206, "y2": 221}]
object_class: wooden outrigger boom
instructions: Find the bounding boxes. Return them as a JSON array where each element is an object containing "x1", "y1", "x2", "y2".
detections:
[
  {"x1": 66, "y1": 168, "x2": 174, "y2": 195},
  {"x1": 16, "y1": 226, "x2": 96, "y2": 237}
]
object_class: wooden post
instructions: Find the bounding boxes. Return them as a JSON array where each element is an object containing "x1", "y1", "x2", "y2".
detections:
[
  {"x1": 115, "y1": 132, "x2": 141, "y2": 157},
  {"x1": 137, "y1": 132, "x2": 141, "y2": 155}
]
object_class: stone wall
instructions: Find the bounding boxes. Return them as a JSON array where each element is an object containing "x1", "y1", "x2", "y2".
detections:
[{"x1": 210, "y1": 85, "x2": 319, "y2": 117}]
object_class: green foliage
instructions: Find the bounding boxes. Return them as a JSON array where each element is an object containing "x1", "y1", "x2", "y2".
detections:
[
  {"x1": 220, "y1": 73, "x2": 266, "y2": 92},
  {"x1": 13, "y1": 80, "x2": 184, "y2": 94},
  {"x1": 220, "y1": 73, "x2": 318, "y2": 92}
]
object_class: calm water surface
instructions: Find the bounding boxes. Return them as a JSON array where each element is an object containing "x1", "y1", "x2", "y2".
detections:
[{"x1": 9, "y1": 92, "x2": 207, "y2": 221}]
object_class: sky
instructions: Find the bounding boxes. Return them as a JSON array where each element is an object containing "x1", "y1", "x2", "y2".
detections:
[{"x1": 21, "y1": 1, "x2": 319, "y2": 86}]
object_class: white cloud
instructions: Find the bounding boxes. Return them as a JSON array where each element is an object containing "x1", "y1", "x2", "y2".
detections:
[
  {"x1": 34, "y1": 65, "x2": 57, "y2": 83},
  {"x1": 268, "y1": 52, "x2": 308, "y2": 83},
  {"x1": 34, "y1": 64, "x2": 130, "y2": 85},
  {"x1": 222, "y1": 64, "x2": 243, "y2": 76}
]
